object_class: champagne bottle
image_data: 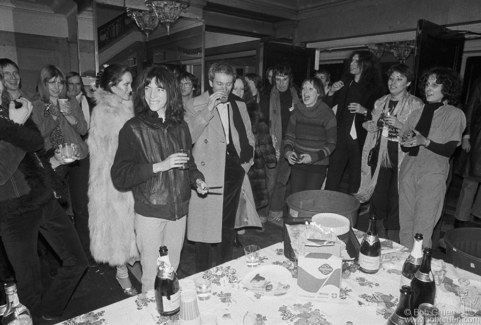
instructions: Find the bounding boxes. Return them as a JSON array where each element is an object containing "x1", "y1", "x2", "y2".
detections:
[
  {"x1": 410, "y1": 248, "x2": 436, "y2": 315},
  {"x1": 154, "y1": 246, "x2": 180, "y2": 316},
  {"x1": 386, "y1": 285, "x2": 414, "y2": 325},
  {"x1": 400, "y1": 233, "x2": 424, "y2": 287},
  {"x1": 359, "y1": 216, "x2": 381, "y2": 274},
  {"x1": 2, "y1": 283, "x2": 33, "y2": 325}
]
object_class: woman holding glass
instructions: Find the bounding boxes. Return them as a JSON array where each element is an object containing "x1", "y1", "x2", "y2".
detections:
[
  {"x1": 88, "y1": 64, "x2": 139, "y2": 296},
  {"x1": 111, "y1": 65, "x2": 208, "y2": 294},
  {"x1": 284, "y1": 77, "x2": 337, "y2": 193},
  {"x1": 30, "y1": 65, "x2": 93, "y2": 264},
  {"x1": 355, "y1": 64, "x2": 423, "y2": 242},
  {"x1": 399, "y1": 67, "x2": 466, "y2": 249}
]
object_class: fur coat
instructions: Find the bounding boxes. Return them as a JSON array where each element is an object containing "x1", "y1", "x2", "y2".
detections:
[
  {"x1": 87, "y1": 89, "x2": 139, "y2": 266},
  {"x1": 246, "y1": 101, "x2": 276, "y2": 210}
]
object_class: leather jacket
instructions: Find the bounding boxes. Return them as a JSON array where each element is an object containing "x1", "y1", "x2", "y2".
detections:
[{"x1": 111, "y1": 113, "x2": 204, "y2": 220}]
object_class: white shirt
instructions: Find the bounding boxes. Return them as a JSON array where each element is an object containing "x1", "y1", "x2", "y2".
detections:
[{"x1": 216, "y1": 102, "x2": 230, "y2": 145}]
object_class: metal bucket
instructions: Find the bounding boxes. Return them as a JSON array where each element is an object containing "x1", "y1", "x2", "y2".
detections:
[{"x1": 283, "y1": 190, "x2": 360, "y2": 261}]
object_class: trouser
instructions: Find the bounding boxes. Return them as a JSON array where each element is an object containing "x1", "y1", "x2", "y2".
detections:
[
  {"x1": 290, "y1": 166, "x2": 327, "y2": 194},
  {"x1": 0, "y1": 199, "x2": 88, "y2": 317},
  {"x1": 261, "y1": 143, "x2": 291, "y2": 217},
  {"x1": 454, "y1": 177, "x2": 481, "y2": 221},
  {"x1": 134, "y1": 214, "x2": 186, "y2": 293},
  {"x1": 195, "y1": 153, "x2": 244, "y2": 272},
  {"x1": 68, "y1": 156, "x2": 92, "y2": 261},
  {"x1": 370, "y1": 141, "x2": 399, "y2": 230},
  {"x1": 399, "y1": 167, "x2": 446, "y2": 250},
  {"x1": 325, "y1": 134, "x2": 361, "y2": 194}
]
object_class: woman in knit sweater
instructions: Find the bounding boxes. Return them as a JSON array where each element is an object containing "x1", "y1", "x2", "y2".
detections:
[{"x1": 284, "y1": 77, "x2": 337, "y2": 193}]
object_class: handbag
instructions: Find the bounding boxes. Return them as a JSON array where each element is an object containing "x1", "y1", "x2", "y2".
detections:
[{"x1": 367, "y1": 131, "x2": 382, "y2": 167}]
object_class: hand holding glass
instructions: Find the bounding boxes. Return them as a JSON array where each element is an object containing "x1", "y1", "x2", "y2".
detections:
[
  {"x1": 56, "y1": 143, "x2": 79, "y2": 163},
  {"x1": 58, "y1": 99, "x2": 71, "y2": 115},
  {"x1": 178, "y1": 149, "x2": 190, "y2": 170}
]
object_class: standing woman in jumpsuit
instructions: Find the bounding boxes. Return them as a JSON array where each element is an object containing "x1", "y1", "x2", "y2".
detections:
[{"x1": 398, "y1": 67, "x2": 466, "y2": 249}]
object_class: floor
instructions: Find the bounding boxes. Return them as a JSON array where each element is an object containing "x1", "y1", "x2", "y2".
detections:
[{"x1": 37, "y1": 174, "x2": 479, "y2": 323}]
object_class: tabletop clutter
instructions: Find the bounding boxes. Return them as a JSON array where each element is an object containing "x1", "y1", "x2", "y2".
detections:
[{"x1": 148, "y1": 210, "x2": 465, "y2": 325}]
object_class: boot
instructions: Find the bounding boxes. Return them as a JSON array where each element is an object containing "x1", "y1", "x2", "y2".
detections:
[{"x1": 454, "y1": 218, "x2": 467, "y2": 228}]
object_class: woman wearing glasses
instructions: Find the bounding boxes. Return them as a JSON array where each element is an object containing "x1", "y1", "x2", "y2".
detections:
[{"x1": 30, "y1": 65, "x2": 93, "y2": 265}]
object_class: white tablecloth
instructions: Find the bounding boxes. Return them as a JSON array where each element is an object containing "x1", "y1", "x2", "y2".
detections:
[{"x1": 58, "y1": 229, "x2": 481, "y2": 325}]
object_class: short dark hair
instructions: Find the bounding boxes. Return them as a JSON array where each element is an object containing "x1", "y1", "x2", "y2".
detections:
[
  {"x1": 99, "y1": 64, "x2": 131, "y2": 93},
  {"x1": 133, "y1": 65, "x2": 184, "y2": 125},
  {"x1": 178, "y1": 71, "x2": 200, "y2": 97},
  {"x1": 419, "y1": 67, "x2": 462, "y2": 106},
  {"x1": 272, "y1": 64, "x2": 293, "y2": 87},
  {"x1": 0, "y1": 58, "x2": 19, "y2": 72},
  {"x1": 66, "y1": 71, "x2": 87, "y2": 96},
  {"x1": 208, "y1": 61, "x2": 236, "y2": 82},
  {"x1": 244, "y1": 73, "x2": 263, "y2": 93},
  {"x1": 387, "y1": 63, "x2": 414, "y2": 82},
  {"x1": 36, "y1": 64, "x2": 67, "y2": 103},
  {"x1": 314, "y1": 68, "x2": 331, "y2": 84},
  {"x1": 302, "y1": 77, "x2": 325, "y2": 100}
]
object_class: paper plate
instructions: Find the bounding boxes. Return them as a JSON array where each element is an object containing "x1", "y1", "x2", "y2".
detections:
[
  {"x1": 311, "y1": 213, "x2": 350, "y2": 236},
  {"x1": 242, "y1": 265, "x2": 292, "y2": 296}
]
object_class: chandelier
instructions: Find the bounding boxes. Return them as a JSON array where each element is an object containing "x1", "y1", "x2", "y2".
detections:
[
  {"x1": 368, "y1": 41, "x2": 415, "y2": 63},
  {"x1": 127, "y1": 0, "x2": 190, "y2": 36}
]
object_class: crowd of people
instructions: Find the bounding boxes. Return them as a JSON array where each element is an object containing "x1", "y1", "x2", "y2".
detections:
[{"x1": 0, "y1": 48, "x2": 476, "y2": 321}]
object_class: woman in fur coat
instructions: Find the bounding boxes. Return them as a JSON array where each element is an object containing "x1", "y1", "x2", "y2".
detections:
[{"x1": 88, "y1": 64, "x2": 139, "y2": 296}]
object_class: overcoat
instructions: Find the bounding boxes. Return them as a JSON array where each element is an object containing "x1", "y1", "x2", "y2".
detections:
[
  {"x1": 87, "y1": 89, "x2": 139, "y2": 266},
  {"x1": 185, "y1": 91, "x2": 258, "y2": 243}
]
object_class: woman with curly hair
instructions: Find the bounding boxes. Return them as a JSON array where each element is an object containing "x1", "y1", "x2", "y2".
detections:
[
  {"x1": 399, "y1": 67, "x2": 466, "y2": 249},
  {"x1": 111, "y1": 65, "x2": 208, "y2": 294}
]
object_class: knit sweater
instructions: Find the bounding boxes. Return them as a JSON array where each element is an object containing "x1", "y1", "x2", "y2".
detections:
[{"x1": 284, "y1": 100, "x2": 337, "y2": 165}]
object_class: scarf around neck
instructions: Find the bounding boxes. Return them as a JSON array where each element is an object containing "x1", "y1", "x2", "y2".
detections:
[
  {"x1": 409, "y1": 101, "x2": 444, "y2": 156},
  {"x1": 208, "y1": 89, "x2": 253, "y2": 164}
]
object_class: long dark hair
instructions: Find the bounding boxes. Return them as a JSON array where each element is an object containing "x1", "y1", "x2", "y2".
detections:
[
  {"x1": 349, "y1": 51, "x2": 384, "y2": 92},
  {"x1": 133, "y1": 65, "x2": 184, "y2": 125},
  {"x1": 418, "y1": 67, "x2": 462, "y2": 107}
]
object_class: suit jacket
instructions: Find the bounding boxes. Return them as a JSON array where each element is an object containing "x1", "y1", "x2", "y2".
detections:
[{"x1": 185, "y1": 91, "x2": 258, "y2": 243}]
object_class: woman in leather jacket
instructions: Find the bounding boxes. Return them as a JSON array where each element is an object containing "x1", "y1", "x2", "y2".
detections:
[{"x1": 111, "y1": 65, "x2": 208, "y2": 294}]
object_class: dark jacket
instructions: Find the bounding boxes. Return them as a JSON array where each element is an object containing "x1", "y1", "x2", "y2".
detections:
[
  {"x1": 324, "y1": 77, "x2": 384, "y2": 151},
  {"x1": 111, "y1": 113, "x2": 204, "y2": 220},
  {"x1": 0, "y1": 115, "x2": 66, "y2": 221},
  {"x1": 464, "y1": 78, "x2": 481, "y2": 180},
  {"x1": 246, "y1": 101, "x2": 276, "y2": 210}
]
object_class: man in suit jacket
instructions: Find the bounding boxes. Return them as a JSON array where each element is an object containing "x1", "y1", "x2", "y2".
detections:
[
  {"x1": 185, "y1": 61, "x2": 255, "y2": 272},
  {"x1": 454, "y1": 77, "x2": 481, "y2": 228}
]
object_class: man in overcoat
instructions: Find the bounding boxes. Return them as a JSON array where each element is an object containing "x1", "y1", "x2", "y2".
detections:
[
  {"x1": 185, "y1": 61, "x2": 256, "y2": 272},
  {"x1": 454, "y1": 77, "x2": 481, "y2": 227}
]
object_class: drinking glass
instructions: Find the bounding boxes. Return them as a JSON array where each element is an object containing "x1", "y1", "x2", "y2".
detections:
[
  {"x1": 178, "y1": 149, "x2": 190, "y2": 170},
  {"x1": 194, "y1": 276, "x2": 212, "y2": 301},
  {"x1": 57, "y1": 98, "x2": 70, "y2": 114},
  {"x1": 244, "y1": 245, "x2": 260, "y2": 267},
  {"x1": 57, "y1": 143, "x2": 78, "y2": 163},
  {"x1": 179, "y1": 290, "x2": 200, "y2": 325}
]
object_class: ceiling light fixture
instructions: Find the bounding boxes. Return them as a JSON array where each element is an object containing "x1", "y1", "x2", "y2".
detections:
[{"x1": 126, "y1": 0, "x2": 190, "y2": 37}]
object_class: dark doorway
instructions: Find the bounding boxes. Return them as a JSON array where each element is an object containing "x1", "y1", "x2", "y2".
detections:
[
  {"x1": 412, "y1": 19, "x2": 465, "y2": 98},
  {"x1": 262, "y1": 42, "x2": 316, "y2": 89},
  {"x1": 462, "y1": 56, "x2": 481, "y2": 106}
]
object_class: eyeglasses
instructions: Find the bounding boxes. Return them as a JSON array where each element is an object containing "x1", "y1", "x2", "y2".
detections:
[{"x1": 180, "y1": 82, "x2": 193, "y2": 88}]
